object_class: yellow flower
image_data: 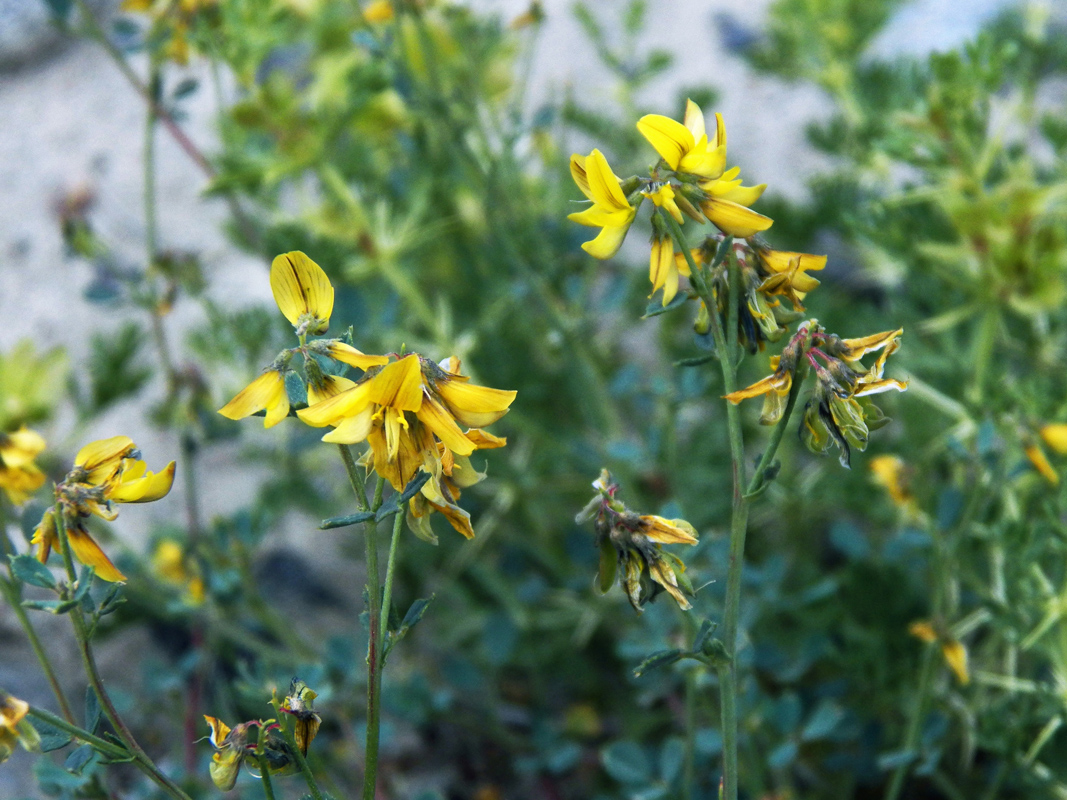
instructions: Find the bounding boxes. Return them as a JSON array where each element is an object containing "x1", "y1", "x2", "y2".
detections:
[
  {"x1": 0, "y1": 691, "x2": 40, "y2": 764},
  {"x1": 756, "y1": 249, "x2": 826, "y2": 310},
  {"x1": 0, "y1": 426, "x2": 46, "y2": 505},
  {"x1": 568, "y1": 149, "x2": 638, "y2": 259},
  {"x1": 1041, "y1": 423, "x2": 1067, "y2": 454},
  {"x1": 1026, "y1": 424, "x2": 1067, "y2": 485},
  {"x1": 909, "y1": 620, "x2": 969, "y2": 685},
  {"x1": 33, "y1": 437, "x2": 176, "y2": 583},
  {"x1": 579, "y1": 470, "x2": 699, "y2": 612},
  {"x1": 152, "y1": 539, "x2": 205, "y2": 604},
  {"x1": 869, "y1": 455, "x2": 915, "y2": 510},
  {"x1": 271, "y1": 251, "x2": 335, "y2": 336},
  {"x1": 218, "y1": 367, "x2": 290, "y2": 428},
  {"x1": 637, "y1": 100, "x2": 771, "y2": 237},
  {"x1": 649, "y1": 232, "x2": 688, "y2": 306},
  {"x1": 300, "y1": 354, "x2": 515, "y2": 493},
  {"x1": 724, "y1": 333, "x2": 805, "y2": 425},
  {"x1": 363, "y1": 0, "x2": 394, "y2": 22}
]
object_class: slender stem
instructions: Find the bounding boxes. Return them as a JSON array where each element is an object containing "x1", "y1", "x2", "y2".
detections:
[
  {"x1": 279, "y1": 722, "x2": 324, "y2": 800},
  {"x1": 52, "y1": 505, "x2": 193, "y2": 800},
  {"x1": 144, "y1": 66, "x2": 159, "y2": 264},
  {"x1": 0, "y1": 574, "x2": 77, "y2": 724},
  {"x1": 684, "y1": 668, "x2": 698, "y2": 800},
  {"x1": 380, "y1": 508, "x2": 404, "y2": 646},
  {"x1": 26, "y1": 706, "x2": 130, "y2": 760},
  {"x1": 885, "y1": 646, "x2": 936, "y2": 800},
  {"x1": 256, "y1": 754, "x2": 278, "y2": 800}
]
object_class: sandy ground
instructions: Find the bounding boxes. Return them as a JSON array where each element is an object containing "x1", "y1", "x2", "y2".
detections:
[{"x1": 0, "y1": 0, "x2": 1020, "y2": 793}]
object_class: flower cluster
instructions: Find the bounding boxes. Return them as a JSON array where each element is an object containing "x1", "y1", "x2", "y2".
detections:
[
  {"x1": 203, "y1": 678, "x2": 322, "y2": 791},
  {"x1": 576, "y1": 470, "x2": 699, "y2": 613},
  {"x1": 219, "y1": 252, "x2": 515, "y2": 542},
  {"x1": 121, "y1": 0, "x2": 218, "y2": 65},
  {"x1": 726, "y1": 323, "x2": 907, "y2": 468},
  {"x1": 0, "y1": 427, "x2": 46, "y2": 506},
  {"x1": 32, "y1": 436, "x2": 175, "y2": 583},
  {"x1": 568, "y1": 99, "x2": 827, "y2": 313}
]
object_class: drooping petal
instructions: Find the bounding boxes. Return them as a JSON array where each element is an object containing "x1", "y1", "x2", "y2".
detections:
[
  {"x1": 298, "y1": 380, "x2": 375, "y2": 427},
  {"x1": 67, "y1": 524, "x2": 127, "y2": 583},
  {"x1": 325, "y1": 342, "x2": 390, "y2": 371},
  {"x1": 465, "y1": 429, "x2": 507, "y2": 449},
  {"x1": 321, "y1": 405, "x2": 376, "y2": 444},
  {"x1": 702, "y1": 198, "x2": 774, "y2": 237},
  {"x1": 436, "y1": 380, "x2": 516, "y2": 428},
  {"x1": 648, "y1": 558, "x2": 691, "y2": 610},
  {"x1": 218, "y1": 370, "x2": 289, "y2": 428},
  {"x1": 838, "y1": 328, "x2": 903, "y2": 360},
  {"x1": 307, "y1": 374, "x2": 357, "y2": 406},
  {"x1": 723, "y1": 371, "x2": 791, "y2": 404},
  {"x1": 579, "y1": 217, "x2": 635, "y2": 259},
  {"x1": 640, "y1": 515, "x2": 698, "y2": 544},
  {"x1": 416, "y1": 394, "x2": 476, "y2": 456}
]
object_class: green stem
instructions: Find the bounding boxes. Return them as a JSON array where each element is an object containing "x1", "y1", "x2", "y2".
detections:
[
  {"x1": 26, "y1": 706, "x2": 130, "y2": 760},
  {"x1": 279, "y1": 723, "x2": 324, "y2": 800},
  {"x1": 969, "y1": 305, "x2": 999, "y2": 405},
  {"x1": 885, "y1": 646, "x2": 936, "y2": 800},
  {"x1": 380, "y1": 507, "x2": 404, "y2": 646},
  {"x1": 256, "y1": 754, "x2": 278, "y2": 800},
  {"x1": 52, "y1": 505, "x2": 193, "y2": 800},
  {"x1": 684, "y1": 668, "x2": 698, "y2": 800},
  {"x1": 336, "y1": 445, "x2": 385, "y2": 800},
  {"x1": 0, "y1": 574, "x2": 77, "y2": 724},
  {"x1": 144, "y1": 66, "x2": 159, "y2": 265}
]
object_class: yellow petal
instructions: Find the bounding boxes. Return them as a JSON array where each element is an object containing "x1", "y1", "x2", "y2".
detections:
[
  {"x1": 203, "y1": 716, "x2": 232, "y2": 749},
  {"x1": 326, "y1": 343, "x2": 390, "y2": 371},
  {"x1": 436, "y1": 380, "x2": 516, "y2": 428},
  {"x1": 218, "y1": 370, "x2": 288, "y2": 428},
  {"x1": 1026, "y1": 444, "x2": 1059, "y2": 485},
  {"x1": 416, "y1": 394, "x2": 476, "y2": 456},
  {"x1": 585, "y1": 149, "x2": 631, "y2": 211},
  {"x1": 636, "y1": 114, "x2": 693, "y2": 170},
  {"x1": 0, "y1": 427, "x2": 46, "y2": 467},
  {"x1": 367, "y1": 355, "x2": 423, "y2": 412},
  {"x1": 682, "y1": 99, "x2": 705, "y2": 141},
  {"x1": 108, "y1": 460, "x2": 176, "y2": 503},
  {"x1": 569, "y1": 153, "x2": 592, "y2": 201},
  {"x1": 649, "y1": 237, "x2": 674, "y2": 295},
  {"x1": 321, "y1": 406, "x2": 375, "y2": 444},
  {"x1": 579, "y1": 215, "x2": 635, "y2": 259},
  {"x1": 941, "y1": 640, "x2": 969, "y2": 685},
  {"x1": 31, "y1": 510, "x2": 56, "y2": 565},
  {"x1": 640, "y1": 515, "x2": 698, "y2": 544},
  {"x1": 839, "y1": 328, "x2": 903, "y2": 360},
  {"x1": 648, "y1": 559, "x2": 691, "y2": 610},
  {"x1": 363, "y1": 0, "x2": 393, "y2": 22},
  {"x1": 703, "y1": 198, "x2": 773, "y2": 237},
  {"x1": 1040, "y1": 424, "x2": 1067, "y2": 455},
  {"x1": 465, "y1": 429, "x2": 507, "y2": 449},
  {"x1": 270, "y1": 251, "x2": 334, "y2": 332},
  {"x1": 448, "y1": 455, "x2": 487, "y2": 488},
  {"x1": 908, "y1": 620, "x2": 938, "y2": 643},
  {"x1": 723, "y1": 371, "x2": 791, "y2": 404},
  {"x1": 307, "y1": 374, "x2": 357, "y2": 406},
  {"x1": 74, "y1": 436, "x2": 136, "y2": 484},
  {"x1": 67, "y1": 525, "x2": 126, "y2": 583},
  {"x1": 298, "y1": 380, "x2": 374, "y2": 427},
  {"x1": 715, "y1": 181, "x2": 766, "y2": 206}
]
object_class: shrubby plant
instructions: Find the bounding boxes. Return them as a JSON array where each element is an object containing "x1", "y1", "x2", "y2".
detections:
[{"x1": 3, "y1": 0, "x2": 1067, "y2": 799}]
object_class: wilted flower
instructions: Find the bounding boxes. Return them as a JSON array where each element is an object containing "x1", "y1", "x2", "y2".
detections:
[
  {"x1": 568, "y1": 149, "x2": 639, "y2": 259},
  {"x1": 0, "y1": 427, "x2": 46, "y2": 505},
  {"x1": 909, "y1": 620, "x2": 969, "y2": 685},
  {"x1": 281, "y1": 679, "x2": 321, "y2": 757},
  {"x1": 0, "y1": 692, "x2": 40, "y2": 764},
  {"x1": 32, "y1": 436, "x2": 175, "y2": 583},
  {"x1": 203, "y1": 715, "x2": 252, "y2": 791},
  {"x1": 577, "y1": 470, "x2": 698, "y2": 612}
]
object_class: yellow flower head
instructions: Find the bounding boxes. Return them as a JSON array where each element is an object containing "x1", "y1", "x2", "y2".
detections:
[
  {"x1": 0, "y1": 426, "x2": 47, "y2": 505},
  {"x1": 578, "y1": 470, "x2": 699, "y2": 613},
  {"x1": 152, "y1": 539, "x2": 205, "y2": 604},
  {"x1": 869, "y1": 455, "x2": 915, "y2": 510},
  {"x1": 271, "y1": 251, "x2": 335, "y2": 336},
  {"x1": 0, "y1": 691, "x2": 40, "y2": 764},
  {"x1": 637, "y1": 101, "x2": 771, "y2": 237},
  {"x1": 203, "y1": 715, "x2": 249, "y2": 791},
  {"x1": 363, "y1": 0, "x2": 394, "y2": 22},
  {"x1": 909, "y1": 620, "x2": 969, "y2": 685},
  {"x1": 568, "y1": 149, "x2": 638, "y2": 259},
  {"x1": 299, "y1": 354, "x2": 515, "y2": 536},
  {"x1": 33, "y1": 437, "x2": 176, "y2": 583}
]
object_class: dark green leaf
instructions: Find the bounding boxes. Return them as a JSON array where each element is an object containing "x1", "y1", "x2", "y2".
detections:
[
  {"x1": 22, "y1": 599, "x2": 64, "y2": 613},
  {"x1": 320, "y1": 510, "x2": 375, "y2": 530},
  {"x1": 600, "y1": 740, "x2": 651, "y2": 785},
  {"x1": 84, "y1": 687, "x2": 102, "y2": 736},
  {"x1": 674, "y1": 354, "x2": 716, "y2": 367},
  {"x1": 712, "y1": 235, "x2": 734, "y2": 267},
  {"x1": 8, "y1": 554, "x2": 56, "y2": 588},
  {"x1": 692, "y1": 619, "x2": 715, "y2": 652},
  {"x1": 173, "y1": 78, "x2": 199, "y2": 100},
  {"x1": 31, "y1": 718, "x2": 73, "y2": 752},
  {"x1": 64, "y1": 743, "x2": 96, "y2": 775},
  {"x1": 284, "y1": 370, "x2": 307, "y2": 406},
  {"x1": 401, "y1": 595, "x2": 434, "y2": 630},
  {"x1": 633, "y1": 649, "x2": 683, "y2": 678},
  {"x1": 643, "y1": 293, "x2": 688, "y2": 318}
]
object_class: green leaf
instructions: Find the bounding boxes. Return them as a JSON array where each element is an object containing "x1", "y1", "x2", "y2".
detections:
[
  {"x1": 84, "y1": 687, "x2": 102, "y2": 736},
  {"x1": 601, "y1": 740, "x2": 651, "y2": 785},
  {"x1": 22, "y1": 599, "x2": 65, "y2": 613},
  {"x1": 712, "y1": 235, "x2": 734, "y2": 267},
  {"x1": 319, "y1": 510, "x2": 375, "y2": 530},
  {"x1": 801, "y1": 700, "x2": 844, "y2": 741},
  {"x1": 284, "y1": 370, "x2": 308, "y2": 407},
  {"x1": 31, "y1": 718, "x2": 73, "y2": 752},
  {"x1": 401, "y1": 595, "x2": 434, "y2": 630},
  {"x1": 64, "y1": 743, "x2": 97, "y2": 775},
  {"x1": 375, "y1": 471, "x2": 431, "y2": 522},
  {"x1": 97, "y1": 583, "x2": 125, "y2": 616},
  {"x1": 633, "y1": 649, "x2": 683, "y2": 678},
  {"x1": 8, "y1": 554, "x2": 56, "y2": 589},
  {"x1": 173, "y1": 78, "x2": 199, "y2": 100},
  {"x1": 642, "y1": 293, "x2": 688, "y2": 318},
  {"x1": 674, "y1": 354, "x2": 716, "y2": 367}
]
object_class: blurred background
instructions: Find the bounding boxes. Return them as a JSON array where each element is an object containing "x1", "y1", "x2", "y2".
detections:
[{"x1": 2, "y1": 0, "x2": 1067, "y2": 798}]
